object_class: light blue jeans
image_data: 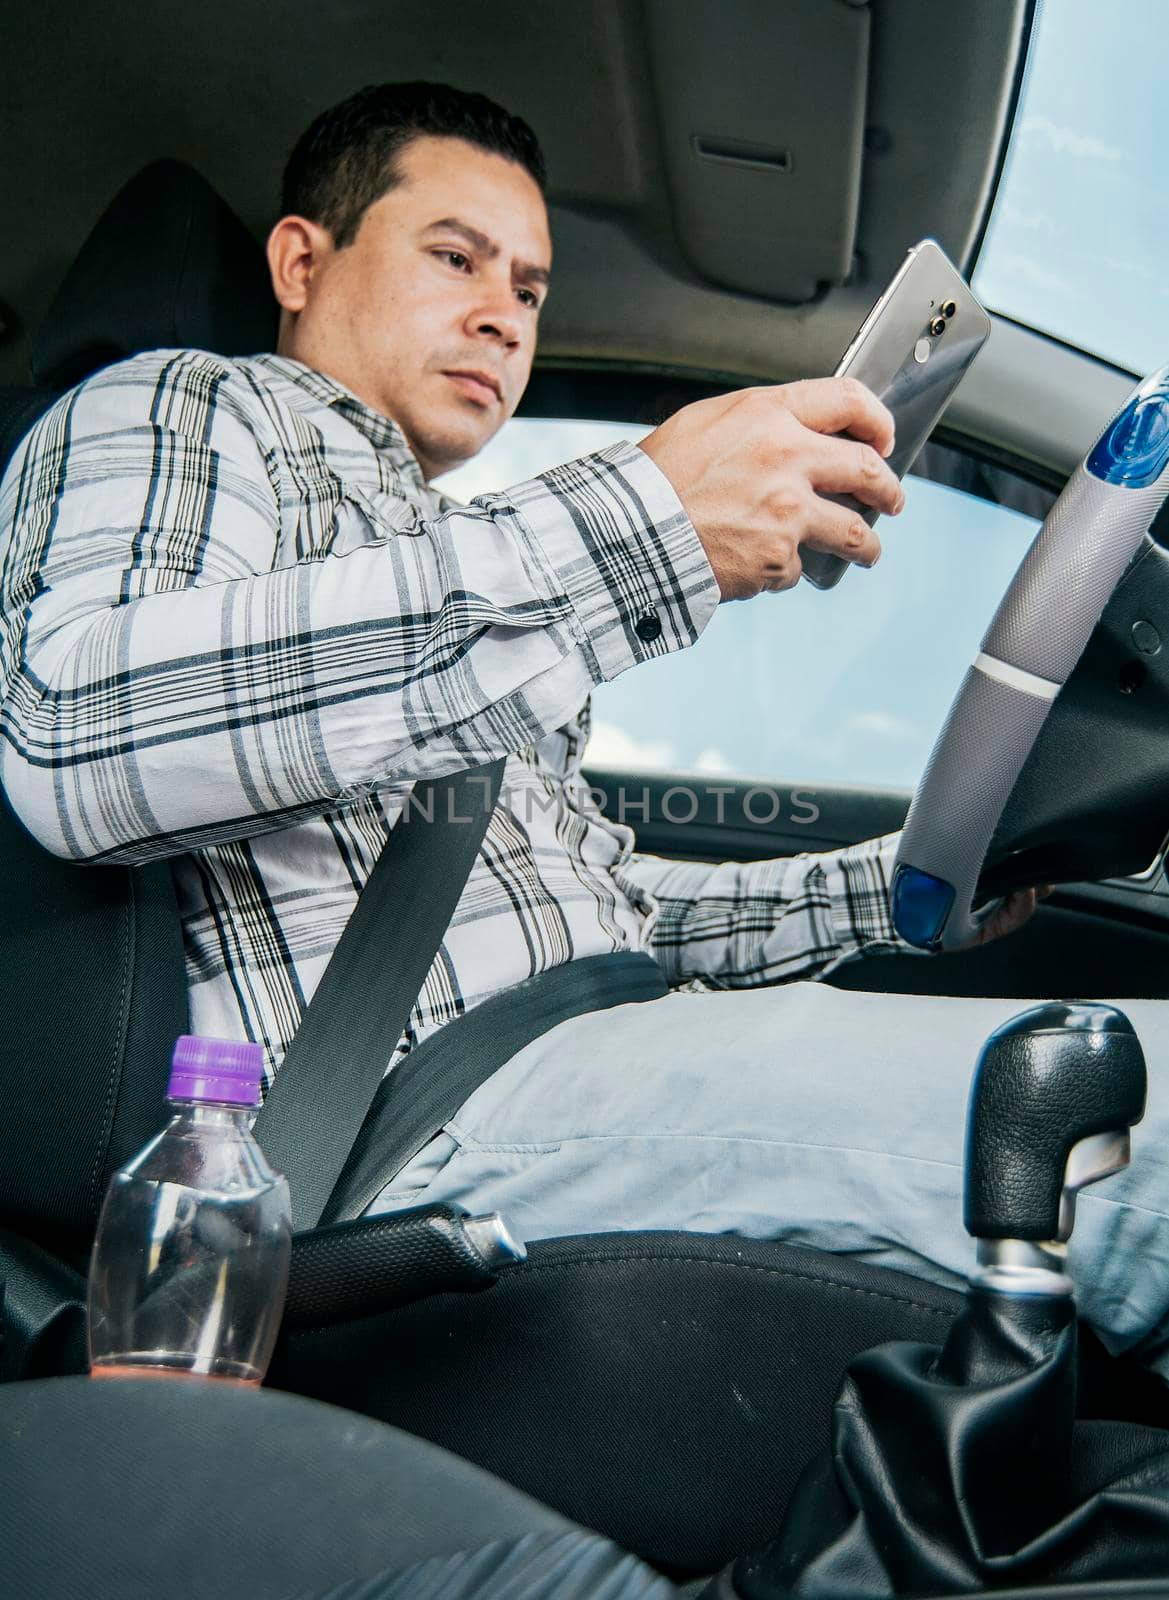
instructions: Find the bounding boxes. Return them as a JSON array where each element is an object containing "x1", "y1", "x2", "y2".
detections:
[{"x1": 369, "y1": 982, "x2": 1169, "y2": 1374}]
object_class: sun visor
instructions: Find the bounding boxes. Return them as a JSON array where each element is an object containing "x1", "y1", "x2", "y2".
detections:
[{"x1": 644, "y1": 0, "x2": 869, "y2": 303}]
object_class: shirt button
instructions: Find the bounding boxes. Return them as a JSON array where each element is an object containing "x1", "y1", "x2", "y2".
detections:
[{"x1": 635, "y1": 610, "x2": 663, "y2": 643}]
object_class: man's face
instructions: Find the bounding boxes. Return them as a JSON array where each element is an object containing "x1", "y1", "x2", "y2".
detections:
[{"x1": 275, "y1": 135, "x2": 551, "y2": 480}]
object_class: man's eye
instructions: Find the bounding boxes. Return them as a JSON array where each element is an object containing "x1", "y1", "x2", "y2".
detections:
[
  {"x1": 516, "y1": 287, "x2": 540, "y2": 309},
  {"x1": 437, "y1": 250, "x2": 471, "y2": 271}
]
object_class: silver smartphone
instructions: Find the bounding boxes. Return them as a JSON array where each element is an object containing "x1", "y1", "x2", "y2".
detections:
[{"x1": 800, "y1": 238, "x2": 992, "y2": 590}]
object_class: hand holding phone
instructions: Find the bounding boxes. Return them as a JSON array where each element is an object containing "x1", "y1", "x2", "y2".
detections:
[
  {"x1": 800, "y1": 239, "x2": 992, "y2": 589},
  {"x1": 637, "y1": 240, "x2": 984, "y2": 603},
  {"x1": 638, "y1": 379, "x2": 900, "y2": 599}
]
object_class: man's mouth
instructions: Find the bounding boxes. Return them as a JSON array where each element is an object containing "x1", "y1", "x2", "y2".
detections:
[{"x1": 443, "y1": 370, "x2": 502, "y2": 406}]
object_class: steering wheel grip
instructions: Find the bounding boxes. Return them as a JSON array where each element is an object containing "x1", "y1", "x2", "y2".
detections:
[{"x1": 893, "y1": 365, "x2": 1169, "y2": 950}]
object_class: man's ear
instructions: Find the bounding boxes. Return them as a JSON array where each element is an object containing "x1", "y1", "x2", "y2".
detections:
[{"x1": 266, "y1": 215, "x2": 334, "y2": 316}]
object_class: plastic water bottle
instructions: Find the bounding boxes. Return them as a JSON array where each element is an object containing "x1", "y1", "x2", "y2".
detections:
[{"x1": 87, "y1": 1035, "x2": 291, "y2": 1385}]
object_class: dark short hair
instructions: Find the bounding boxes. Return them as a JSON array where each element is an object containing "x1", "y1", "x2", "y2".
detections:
[{"x1": 280, "y1": 81, "x2": 547, "y2": 248}]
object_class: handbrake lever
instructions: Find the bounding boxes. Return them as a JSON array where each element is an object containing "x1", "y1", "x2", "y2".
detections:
[{"x1": 284, "y1": 1203, "x2": 525, "y2": 1329}]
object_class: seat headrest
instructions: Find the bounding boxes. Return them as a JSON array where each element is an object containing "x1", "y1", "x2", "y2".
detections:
[{"x1": 31, "y1": 159, "x2": 278, "y2": 389}]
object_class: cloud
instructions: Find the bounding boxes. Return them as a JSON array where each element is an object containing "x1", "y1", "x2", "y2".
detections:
[
  {"x1": 1021, "y1": 115, "x2": 1121, "y2": 164},
  {"x1": 996, "y1": 201, "x2": 1047, "y2": 232},
  {"x1": 694, "y1": 747, "x2": 733, "y2": 774},
  {"x1": 845, "y1": 710, "x2": 918, "y2": 741},
  {"x1": 986, "y1": 251, "x2": 1080, "y2": 300},
  {"x1": 1098, "y1": 252, "x2": 1169, "y2": 294},
  {"x1": 585, "y1": 720, "x2": 678, "y2": 771}
]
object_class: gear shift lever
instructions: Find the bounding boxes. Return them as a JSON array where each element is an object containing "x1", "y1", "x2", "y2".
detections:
[
  {"x1": 965, "y1": 1002, "x2": 1147, "y2": 1296},
  {"x1": 715, "y1": 1002, "x2": 1169, "y2": 1600}
]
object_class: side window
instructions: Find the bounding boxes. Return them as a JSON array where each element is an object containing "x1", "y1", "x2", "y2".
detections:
[{"x1": 439, "y1": 418, "x2": 1042, "y2": 791}]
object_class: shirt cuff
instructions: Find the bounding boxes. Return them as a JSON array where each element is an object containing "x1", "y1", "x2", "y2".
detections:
[
  {"x1": 505, "y1": 439, "x2": 719, "y2": 681},
  {"x1": 820, "y1": 830, "x2": 930, "y2": 962}
]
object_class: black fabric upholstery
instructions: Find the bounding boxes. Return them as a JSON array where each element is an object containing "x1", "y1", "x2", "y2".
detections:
[
  {"x1": 271, "y1": 1229, "x2": 1169, "y2": 1577},
  {"x1": 0, "y1": 788, "x2": 186, "y2": 1242},
  {"x1": 0, "y1": 1230, "x2": 86, "y2": 1380},
  {"x1": 1, "y1": 159, "x2": 274, "y2": 481},
  {"x1": 0, "y1": 161, "x2": 256, "y2": 1244},
  {"x1": 0, "y1": 384, "x2": 61, "y2": 479},
  {"x1": 0, "y1": 1376, "x2": 594, "y2": 1600},
  {"x1": 300, "y1": 1532, "x2": 679, "y2": 1600},
  {"x1": 270, "y1": 1230, "x2": 967, "y2": 1574},
  {"x1": 31, "y1": 158, "x2": 276, "y2": 389}
]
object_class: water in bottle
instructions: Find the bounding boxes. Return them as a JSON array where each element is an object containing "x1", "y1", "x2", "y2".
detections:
[{"x1": 87, "y1": 1035, "x2": 291, "y2": 1384}]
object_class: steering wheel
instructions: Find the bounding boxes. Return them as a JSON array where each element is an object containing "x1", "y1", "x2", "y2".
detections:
[{"x1": 893, "y1": 364, "x2": 1169, "y2": 951}]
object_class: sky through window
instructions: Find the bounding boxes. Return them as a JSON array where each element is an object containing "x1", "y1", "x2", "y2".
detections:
[{"x1": 974, "y1": 0, "x2": 1169, "y2": 377}]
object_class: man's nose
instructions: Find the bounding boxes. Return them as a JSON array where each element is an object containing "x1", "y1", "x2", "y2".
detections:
[{"x1": 466, "y1": 286, "x2": 524, "y2": 348}]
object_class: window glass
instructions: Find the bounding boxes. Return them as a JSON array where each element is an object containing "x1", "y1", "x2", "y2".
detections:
[
  {"x1": 439, "y1": 419, "x2": 1039, "y2": 791},
  {"x1": 973, "y1": 0, "x2": 1168, "y2": 374},
  {"x1": 439, "y1": 419, "x2": 647, "y2": 498}
]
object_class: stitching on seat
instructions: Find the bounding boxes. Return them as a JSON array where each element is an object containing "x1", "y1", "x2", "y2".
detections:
[
  {"x1": 508, "y1": 1254, "x2": 959, "y2": 1320},
  {"x1": 286, "y1": 1256, "x2": 958, "y2": 1337},
  {"x1": 88, "y1": 871, "x2": 135, "y2": 1214}
]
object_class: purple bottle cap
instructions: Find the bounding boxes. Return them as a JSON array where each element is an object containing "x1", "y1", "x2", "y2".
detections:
[{"x1": 168, "y1": 1035, "x2": 264, "y2": 1107}]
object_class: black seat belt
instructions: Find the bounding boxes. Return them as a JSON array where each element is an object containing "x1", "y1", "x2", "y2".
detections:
[
  {"x1": 321, "y1": 950, "x2": 669, "y2": 1225},
  {"x1": 253, "y1": 760, "x2": 504, "y2": 1232}
]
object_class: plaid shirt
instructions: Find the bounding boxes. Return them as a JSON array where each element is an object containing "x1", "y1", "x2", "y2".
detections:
[{"x1": 0, "y1": 350, "x2": 905, "y2": 1087}]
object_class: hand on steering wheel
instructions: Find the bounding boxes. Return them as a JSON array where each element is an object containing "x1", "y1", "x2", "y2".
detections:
[{"x1": 958, "y1": 884, "x2": 1052, "y2": 950}]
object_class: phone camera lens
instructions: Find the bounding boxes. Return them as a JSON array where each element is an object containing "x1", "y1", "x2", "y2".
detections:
[
  {"x1": 941, "y1": 299, "x2": 958, "y2": 319},
  {"x1": 929, "y1": 316, "x2": 946, "y2": 337}
]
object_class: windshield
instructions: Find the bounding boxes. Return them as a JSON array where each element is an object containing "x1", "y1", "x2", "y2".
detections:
[{"x1": 973, "y1": 0, "x2": 1168, "y2": 376}]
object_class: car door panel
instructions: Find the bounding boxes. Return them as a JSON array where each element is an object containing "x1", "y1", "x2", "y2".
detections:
[
  {"x1": 586, "y1": 767, "x2": 1169, "y2": 1000},
  {"x1": 582, "y1": 764, "x2": 910, "y2": 862}
]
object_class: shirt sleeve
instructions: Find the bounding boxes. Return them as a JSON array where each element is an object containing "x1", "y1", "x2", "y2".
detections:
[
  {"x1": 621, "y1": 832, "x2": 922, "y2": 984},
  {"x1": 0, "y1": 352, "x2": 718, "y2": 864}
]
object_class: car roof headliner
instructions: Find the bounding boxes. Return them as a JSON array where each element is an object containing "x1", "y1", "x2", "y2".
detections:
[{"x1": 0, "y1": 0, "x2": 1132, "y2": 478}]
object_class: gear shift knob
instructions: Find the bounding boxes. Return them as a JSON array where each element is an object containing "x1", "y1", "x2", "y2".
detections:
[
  {"x1": 732, "y1": 1003, "x2": 1163, "y2": 1600},
  {"x1": 964, "y1": 1002, "x2": 1146, "y2": 1293}
]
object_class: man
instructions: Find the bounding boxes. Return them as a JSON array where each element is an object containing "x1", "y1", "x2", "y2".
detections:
[{"x1": 2, "y1": 83, "x2": 1166, "y2": 1369}]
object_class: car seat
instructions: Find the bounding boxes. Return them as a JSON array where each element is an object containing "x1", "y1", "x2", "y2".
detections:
[
  {"x1": 2, "y1": 161, "x2": 1164, "y2": 1579},
  {"x1": 1, "y1": 1374, "x2": 681, "y2": 1600}
]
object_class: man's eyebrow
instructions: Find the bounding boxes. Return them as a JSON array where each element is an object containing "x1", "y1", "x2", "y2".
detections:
[{"x1": 422, "y1": 217, "x2": 550, "y2": 289}]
